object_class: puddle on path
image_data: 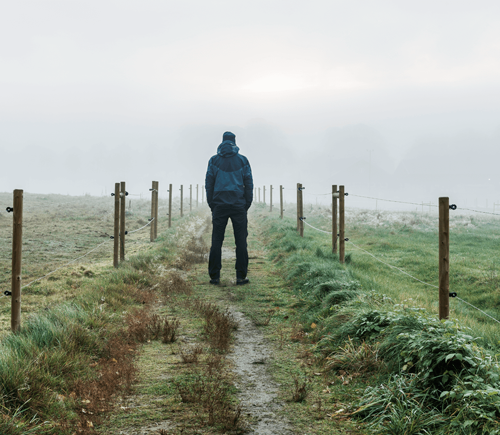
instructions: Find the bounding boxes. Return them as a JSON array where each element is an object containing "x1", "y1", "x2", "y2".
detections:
[{"x1": 229, "y1": 310, "x2": 294, "y2": 435}]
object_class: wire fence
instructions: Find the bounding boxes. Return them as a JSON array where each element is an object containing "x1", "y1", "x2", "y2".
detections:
[
  {"x1": 299, "y1": 190, "x2": 500, "y2": 325},
  {"x1": 2, "y1": 212, "x2": 155, "y2": 295}
]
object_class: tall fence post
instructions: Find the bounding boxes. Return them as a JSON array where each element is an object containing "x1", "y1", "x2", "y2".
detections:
[
  {"x1": 180, "y1": 185, "x2": 184, "y2": 217},
  {"x1": 339, "y1": 185, "x2": 345, "y2": 264},
  {"x1": 296, "y1": 183, "x2": 300, "y2": 232},
  {"x1": 270, "y1": 185, "x2": 273, "y2": 212},
  {"x1": 332, "y1": 184, "x2": 338, "y2": 254},
  {"x1": 196, "y1": 184, "x2": 199, "y2": 208},
  {"x1": 154, "y1": 181, "x2": 159, "y2": 239},
  {"x1": 263, "y1": 186, "x2": 266, "y2": 204},
  {"x1": 120, "y1": 181, "x2": 126, "y2": 261},
  {"x1": 189, "y1": 184, "x2": 192, "y2": 212},
  {"x1": 168, "y1": 183, "x2": 172, "y2": 228},
  {"x1": 258, "y1": 188, "x2": 261, "y2": 203},
  {"x1": 113, "y1": 183, "x2": 120, "y2": 267},
  {"x1": 439, "y1": 197, "x2": 450, "y2": 320},
  {"x1": 299, "y1": 184, "x2": 304, "y2": 237},
  {"x1": 150, "y1": 181, "x2": 156, "y2": 242},
  {"x1": 11, "y1": 189, "x2": 23, "y2": 332},
  {"x1": 297, "y1": 183, "x2": 304, "y2": 237},
  {"x1": 280, "y1": 185, "x2": 283, "y2": 219}
]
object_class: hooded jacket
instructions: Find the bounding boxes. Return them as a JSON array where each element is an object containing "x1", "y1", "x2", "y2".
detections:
[{"x1": 205, "y1": 138, "x2": 253, "y2": 210}]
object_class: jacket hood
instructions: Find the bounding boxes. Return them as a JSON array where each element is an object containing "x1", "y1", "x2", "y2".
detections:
[{"x1": 217, "y1": 141, "x2": 240, "y2": 157}]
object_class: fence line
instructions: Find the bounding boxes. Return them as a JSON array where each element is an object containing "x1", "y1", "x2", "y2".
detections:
[
  {"x1": 301, "y1": 209, "x2": 500, "y2": 325},
  {"x1": 2, "y1": 215, "x2": 155, "y2": 295}
]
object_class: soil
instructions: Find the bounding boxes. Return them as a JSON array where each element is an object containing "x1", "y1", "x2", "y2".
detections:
[{"x1": 229, "y1": 309, "x2": 294, "y2": 434}]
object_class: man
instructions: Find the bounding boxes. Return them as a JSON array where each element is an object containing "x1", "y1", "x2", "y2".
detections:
[{"x1": 205, "y1": 131, "x2": 253, "y2": 285}]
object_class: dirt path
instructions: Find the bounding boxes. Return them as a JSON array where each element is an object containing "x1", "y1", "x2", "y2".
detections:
[
  {"x1": 98, "y1": 214, "x2": 296, "y2": 434},
  {"x1": 229, "y1": 308, "x2": 294, "y2": 434}
]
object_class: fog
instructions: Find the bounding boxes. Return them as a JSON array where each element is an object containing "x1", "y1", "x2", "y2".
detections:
[{"x1": 1, "y1": 1, "x2": 499, "y2": 210}]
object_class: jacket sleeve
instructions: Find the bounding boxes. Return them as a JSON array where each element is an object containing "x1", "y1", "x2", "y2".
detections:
[
  {"x1": 205, "y1": 157, "x2": 215, "y2": 209},
  {"x1": 243, "y1": 161, "x2": 253, "y2": 209}
]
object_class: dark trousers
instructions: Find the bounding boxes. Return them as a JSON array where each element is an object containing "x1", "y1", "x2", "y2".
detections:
[{"x1": 208, "y1": 205, "x2": 248, "y2": 280}]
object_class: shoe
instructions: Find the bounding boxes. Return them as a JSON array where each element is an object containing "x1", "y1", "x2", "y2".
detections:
[
  {"x1": 210, "y1": 278, "x2": 220, "y2": 285},
  {"x1": 236, "y1": 278, "x2": 250, "y2": 285}
]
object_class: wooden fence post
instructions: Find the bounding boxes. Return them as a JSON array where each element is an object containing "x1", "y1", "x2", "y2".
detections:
[
  {"x1": 339, "y1": 185, "x2": 345, "y2": 264},
  {"x1": 11, "y1": 189, "x2": 23, "y2": 332},
  {"x1": 439, "y1": 197, "x2": 450, "y2": 320},
  {"x1": 258, "y1": 188, "x2": 261, "y2": 203},
  {"x1": 113, "y1": 183, "x2": 120, "y2": 267},
  {"x1": 190, "y1": 184, "x2": 192, "y2": 212},
  {"x1": 180, "y1": 185, "x2": 183, "y2": 217},
  {"x1": 297, "y1": 183, "x2": 304, "y2": 236},
  {"x1": 332, "y1": 184, "x2": 338, "y2": 254},
  {"x1": 154, "y1": 181, "x2": 159, "y2": 239},
  {"x1": 120, "y1": 181, "x2": 126, "y2": 261},
  {"x1": 280, "y1": 185, "x2": 283, "y2": 219},
  {"x1": 150, "y1": 181, "x2": 156, "y2": 242},
  {"x1": 297, "y1": 183, "x2": 300, "y2": 232},
  {"x1": 270, "y1": 185, "x2": 273, "y2": 212},
  {"x1": 168, "y1": 183, "x2": 172, "y2": 228},
  {"x1": 263, "y1": 186, "x2": 266, "y2": 204}
]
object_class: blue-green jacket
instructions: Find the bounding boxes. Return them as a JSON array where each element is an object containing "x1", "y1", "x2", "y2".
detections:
[{"x1": 205, "y1": 141, "x2": 253, "y2": 210}]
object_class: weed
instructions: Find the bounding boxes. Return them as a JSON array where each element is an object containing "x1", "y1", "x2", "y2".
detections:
[
  {"x1": 325, "y1": 338, "x2": 382, "y2": 375},
  {"x1": 191, "y1": 299, "x2": 236, "y2": 352},
  {"x1": 161, "y1": 317, "x2": 180, "y2": 343},
  {"x1": 147, "y1": 314, "x2": 164, "y2": 340},
  {"x1": 159, "y1": 272, "x2": 192, "y2": 296},
  {"x1": 250, "y1": 312, "x2": 273, "y2": 326},
  {"x1": 178, "y1": 345, "x2": 203, "y2": 364},
  {"x1": 126, "y1": 309, "x2": 151, "y2": 343},
  {"x1": 291, "y1": 375, "x2": 308, "y2": 402}
]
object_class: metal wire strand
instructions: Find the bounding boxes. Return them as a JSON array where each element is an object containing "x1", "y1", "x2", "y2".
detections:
[
  {"x1": 11, "y1": 217, "x2": 154, "y2": 292},
  {"x1": 350, "y1": 194, "x2": 437, "y2": 208},
  {"x1": 346, "y1": 240, "x2": 439, "y2": 289},
  {"x1": 127, "y1": 218, "x2": 154, "y2": 234},
  {"x1": 21, "y1": 240, "x2": 111, "y2": 289},
  {"x1": 302, "y1": 219, "x2": 333, "y2": 234},
  {"x1": 455, "y1": 297, "x2": 500, "y2": 325}
]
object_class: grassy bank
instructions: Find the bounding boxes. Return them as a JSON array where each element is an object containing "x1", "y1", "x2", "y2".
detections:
[
  {"x1": 261, "y1": 211, "x2": 500, "y2": 434},
  {"x1": 0, "y1": 198, "x2": 196, "y2": 434}
]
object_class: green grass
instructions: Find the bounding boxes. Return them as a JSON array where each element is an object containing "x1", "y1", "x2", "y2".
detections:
[
  {"x1": 259, "y1": 208, "x2": 500, "y2": 434},
  {"x1": 295, "y1": 206, "x2": 500, "y2": 347}
]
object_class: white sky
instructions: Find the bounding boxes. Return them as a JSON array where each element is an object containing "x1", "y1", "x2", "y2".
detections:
[{"x1": 1, "y1": 0, "x2": 500, "y2": 202}]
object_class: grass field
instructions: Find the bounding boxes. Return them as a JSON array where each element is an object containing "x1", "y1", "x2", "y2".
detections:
[
  {"x1": 301, "y1": 204, "x2": 500, "y2": 347},
  {"x1": 1, "y1": 192, "x2": 500, "y2": 434},
  {"x1": 0, "y1": 192, "x2": 180, "y2": 337}
]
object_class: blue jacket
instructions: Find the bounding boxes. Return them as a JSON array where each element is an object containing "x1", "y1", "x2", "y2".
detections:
[{"x1": 205, "y1": 141, "x2": 253, "y2": 210}]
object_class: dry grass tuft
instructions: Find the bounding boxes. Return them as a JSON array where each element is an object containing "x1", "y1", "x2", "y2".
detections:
[
  {"x1": 325, "y1": 337, "x2": 382, "y2": 375},
  {"x1": 72, "y1": 336, "x2": 138, "y2": 433},
  {"x1": 179, "y1": 345, "x2": 203, "y2": 363},
  {"x1": 162, "y1": 317, "x2": 180, "y2": 343},
  {"x1": 159, "y1": 272, "x2": 192, "y2": 296},
  {"x1": 191, "y1": 299, "x2": 236, "y2": 352},
  {"x1": 291, "y1": 376, "x2": 309, "y2": 402}
]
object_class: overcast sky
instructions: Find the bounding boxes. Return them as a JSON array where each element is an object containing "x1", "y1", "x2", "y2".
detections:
[{"x1": 1, "y1": 1, "x2": 499, "y2": 205}]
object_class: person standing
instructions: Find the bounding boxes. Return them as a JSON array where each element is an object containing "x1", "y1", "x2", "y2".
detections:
[{"x1": 205, "y1": 131, "x2": 253, "y2": 285}]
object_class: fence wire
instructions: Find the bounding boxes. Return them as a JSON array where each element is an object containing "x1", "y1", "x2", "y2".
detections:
[
  {"x1": 302, "y1": 216, "x2": 500, "y2": 325},
  {"x1": 3, "y1": 217, "x2": 155, "y2": 293}
]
